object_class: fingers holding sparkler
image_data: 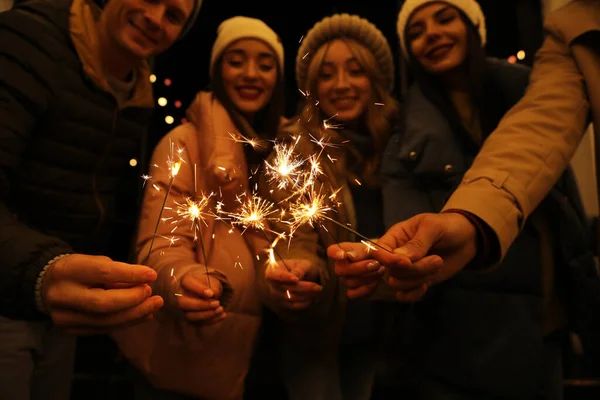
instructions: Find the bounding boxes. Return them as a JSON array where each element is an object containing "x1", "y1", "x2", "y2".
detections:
[
  {"x1": 265, "y1": 258, "x2": 323, "y2": 310},
  {"x1": 325, "y1": 242, "x2": 387, "y2": 300},
  {"x1": 179, "y1": 270, "x2": 226, "y2": 325}
]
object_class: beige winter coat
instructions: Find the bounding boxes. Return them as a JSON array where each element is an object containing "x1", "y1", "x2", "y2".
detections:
[{"x1": 112, "y1": 92, "x2": 269, "y2": 399}]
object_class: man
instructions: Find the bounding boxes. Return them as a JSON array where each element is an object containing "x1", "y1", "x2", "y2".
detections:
[
  {"x1": 329, "y1": 0, "x2": 598, "y2": 300},
  {"x1": 0, "y1": 0, "x2": 201, "y2": 398}
]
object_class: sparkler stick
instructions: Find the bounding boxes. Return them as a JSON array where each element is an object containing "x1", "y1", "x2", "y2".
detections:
[
  {"x1": 193, "y1": 164, "x2": 212, "y2": 288},
  {"x1": 320, "y1": 215, "x2": 393, "y2": 254},
  {"x1": 264, "y1": 233, "x2": 292, "y2": 300},
  {"x1": 259, "y1": 230, "x2": 291, "y2": 272},
  {"x1": 145, "y1": 140, "x2": 182, "y2": 264}
]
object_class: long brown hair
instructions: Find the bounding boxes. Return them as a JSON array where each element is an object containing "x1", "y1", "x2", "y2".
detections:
[{"x1": 300, "y1": 38, "x2": 399, "y2": 188}]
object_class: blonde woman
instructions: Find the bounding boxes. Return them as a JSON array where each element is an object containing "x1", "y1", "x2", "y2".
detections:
[{"x1": 257, "y1": 14, "x2": 399, "y2": 400}]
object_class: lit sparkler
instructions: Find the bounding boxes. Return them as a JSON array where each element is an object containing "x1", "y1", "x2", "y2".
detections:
[
  {"x1": 265, "y1": 135, "x2": 393, "y2": 254},
  {"x1": 144, "y1": 139, "x2": 183, "y2": 263},
  {"x1": 225, "y1": 194, "x2": 279, "y2": 233},
  {"x1": 219, "y1": 193, "x2": 292, "y2": 299},
  {"x1": 264, "y1": 136, "x2": 307, "y2": 191}
]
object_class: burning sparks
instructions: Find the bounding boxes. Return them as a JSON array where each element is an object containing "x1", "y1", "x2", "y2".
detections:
[
  {"x1": 264, "y1": 136, "x2": 306, "y2": 191},
  {"x1": 228, "y1": 132, "x2": 267, "y2": 151},
  {"x1": 174, "y1": 194, "x2": 214, "y2": 234},
  {"x1": 361, "y1": 240, "x2": 377, "y2": 253},
  {"x1": 323, "y1": 115, "x2": 343, "y2": 130},
  {"x1": 288, "y1": 189, "x2": 332, "y2": 234},
  {"x1": 225, "y1": 195, "x2": 278, "y2": 232}
]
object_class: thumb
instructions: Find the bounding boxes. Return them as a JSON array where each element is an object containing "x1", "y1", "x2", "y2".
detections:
[
  {"x1": 289, "y1": 260, "x2": 312, "y2": 280},
  {"x1": 394, "y1": 221, "x2": 442, "y2": 262}
]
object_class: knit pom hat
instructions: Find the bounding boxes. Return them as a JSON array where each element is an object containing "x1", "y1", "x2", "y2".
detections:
[
  {"x1": 296, "y1": 13, "x2": 395, "y2": 93},
  {"x1": 180, "y1": 0, "x2": 203, "y2": 38},
  {"x1": 209, "y1": 16, "x2": 284, "y2": 78},
  {"x1": 397, "y1": 0, "x2": 486, "y2": 57}
]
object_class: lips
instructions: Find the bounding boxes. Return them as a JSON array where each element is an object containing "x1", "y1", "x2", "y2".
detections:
[
  {"x1": 236, "y1": 86, "x2": 263, "y2": 100},
  {"x1": 332, "y1": 97, "x2": 357, "y2": 110},
  {"x1": 426, "y1": 43, "x2": 454, "y2": 59}
]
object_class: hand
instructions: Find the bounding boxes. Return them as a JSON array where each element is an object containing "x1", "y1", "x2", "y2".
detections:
[
  {"x1": 42, "y1": 254, "x2": 164, "y2": 335},
  {"x1": 327, "y1": 244, "x2": 385, "y2": 299},
  {"x1": 179, "y1": 269, "x2": 225, "y2": 326},
  {"x1": 265, "y1": 259, "x2": 323, "y2": 310},
  {"x1": 372, "y1": 213, "x2": 477, "y2": 301}
]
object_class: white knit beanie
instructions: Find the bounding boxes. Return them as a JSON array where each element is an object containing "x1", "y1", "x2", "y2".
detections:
[
  {"x1": 296, "y1": 13, "x2": 395, "y2": 93},
  {"x1": 209, "y1": 16, "x2": 284, "y2": 78},
  {"x1": 397, "y1": 0, "x2": 487, "y2": 57}
]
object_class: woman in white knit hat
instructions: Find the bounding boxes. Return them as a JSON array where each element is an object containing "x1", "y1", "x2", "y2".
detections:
[
  {"x1": 366, "y1": 0, "x2": 577, "y2": 398},
  {"x1": 111, "y1": 16, "x2": 286, "y2": 400},
  {"x1": 256, "y1": 13, "x2": 400, "y2": 400}
]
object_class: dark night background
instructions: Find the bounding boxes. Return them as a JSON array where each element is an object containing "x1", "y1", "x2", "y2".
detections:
[{"x1": 27, "y1": 0, "x2": 592, "y2": 397}]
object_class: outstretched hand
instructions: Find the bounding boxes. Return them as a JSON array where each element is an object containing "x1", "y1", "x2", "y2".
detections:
[{"x1": 42, "y1": 254, "x2": 164, "y2": 335}]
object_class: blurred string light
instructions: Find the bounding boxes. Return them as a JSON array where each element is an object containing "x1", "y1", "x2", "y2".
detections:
[
  {"x1": 507, "y1": 55, "x2": 517, "y2": 64},
  {"x1": 149, "y1": 75, "x2": 184, "y2": 125},
  {"x1": 517, "y1": 50, "x2": 526, "y2": 60}
]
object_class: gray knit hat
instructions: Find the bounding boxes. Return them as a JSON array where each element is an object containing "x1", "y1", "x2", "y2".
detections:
[{"x1": 296, "y1": 13, "x2": 395, "y2": 93}]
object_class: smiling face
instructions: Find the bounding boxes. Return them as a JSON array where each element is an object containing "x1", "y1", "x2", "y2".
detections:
[
  {"x1": 406, "y1": 2, "x2": 469, "y2": 75},
  {"x1": 315, "y1": 39, "x2": 373, "y2": 124},
  {"x1": 102, "y1": 0, "x2": 194, "y2": 60},
  {"x1": 220, "y1": 38, "x2": 279, "y2": 118}
]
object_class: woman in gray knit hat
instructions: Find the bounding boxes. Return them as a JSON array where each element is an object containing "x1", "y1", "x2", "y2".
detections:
[{"x1": 256, "y1": 13, "x2": 400, "y2": 400}]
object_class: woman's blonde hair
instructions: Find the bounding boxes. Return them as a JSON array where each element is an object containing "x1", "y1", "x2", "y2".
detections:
[{"x1": 300, "y1": 38, "x2": 399, "y2": 187}]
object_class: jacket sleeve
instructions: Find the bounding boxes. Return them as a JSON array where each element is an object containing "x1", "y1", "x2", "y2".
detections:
[
  {"x1": 0, "y1": 12, "x2": 73, "y2": 320},
  {"x1": 442, "y1": 18, "x2": 590, "y2": 260}
]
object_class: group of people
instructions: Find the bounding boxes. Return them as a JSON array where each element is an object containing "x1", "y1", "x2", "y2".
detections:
[{"x1": 0, "y1": 0, "x2": 599, "y2": 399}]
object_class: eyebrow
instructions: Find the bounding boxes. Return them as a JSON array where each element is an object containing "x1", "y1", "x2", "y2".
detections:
[
  {"x1": 407, "y1": 5, "x2": 453, "y2": 29},
  {"x1": 321, "y1": 57, "x2": 359, "y2": 67},
  {"x1": 224, "y1": 49, "x2": 276, "y2": 59}
]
